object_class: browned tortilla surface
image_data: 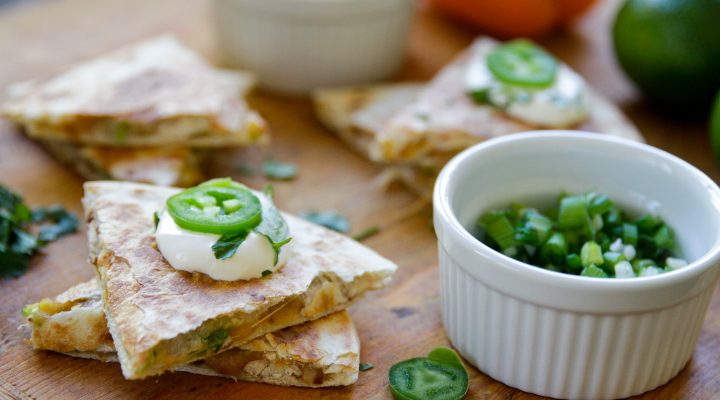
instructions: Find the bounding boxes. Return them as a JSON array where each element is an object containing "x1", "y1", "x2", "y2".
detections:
[{"x1": 83, "y1": 181, "x2": 396, "y2": 379}]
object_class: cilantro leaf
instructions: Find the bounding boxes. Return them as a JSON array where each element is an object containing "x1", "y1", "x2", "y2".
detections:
[
  {"x1": 32, "y1": 205, "x2": 78, "y2": 242},
  {"x1": 254, "y1": 193, "x2": 292, "y2": 262},
  {"x1": 236, "y1": 164, "x2": 256, "y2": 177},
  {"x1": 0, "y1": 219, "x2": 11, "y2": 252},
  {"x1": 0, "y1": 186, "x2": 30, "y2": 224},
  {"x1": 468, "y1": 88, "x2": 491, "y2": 104},
  {"x1": 261, "y1": 269, "x2": 272, "y2": 277},
  {"x1": 209, "y1": 187, "x2": 291, "y2": 263},
  {"x1": 359, "y1": 362, "x2": 374, "y2": 371},
  {"x1": 212, "y1": 230, "x2": 250, "y2": 260},
  {"x1": 262, "y1": 159, "x2": 298, "y2": 181},
  {"x1": 300, "y1": 211, "x2": 350, "y2": 233},
  {"x1": 0, "y1": 185, "x2": 77, "y2": 278},
  {"x1": 0, "y1": 250, "x2": 31, "y2": 278},
  {"x1": 11, "y1": 228, "x2": 39, "y2": 255}
]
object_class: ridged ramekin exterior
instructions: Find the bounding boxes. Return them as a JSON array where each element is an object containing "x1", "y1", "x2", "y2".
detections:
[
  {"x1": 213, "y1": 0, "x2": 414, "y2": 95},
  {"x1": 433, "y1": 132, "x2": 720, "y2": 400},
  {"x1": 439, "y1": 245, "x2": 717, "y2": 399}
]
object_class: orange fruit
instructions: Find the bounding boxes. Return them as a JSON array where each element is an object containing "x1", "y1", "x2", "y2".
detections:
[{"x1": 430, "y1": 0, "x2": 597, "y2": 38}]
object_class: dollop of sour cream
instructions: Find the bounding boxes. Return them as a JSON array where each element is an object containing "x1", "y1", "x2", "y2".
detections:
[
  {"x1": 155, "y1": 196, "x2": 291, "y2": 281},
  {"x1": 466, "y1": 50, "x2": 590, "y2": 128}
]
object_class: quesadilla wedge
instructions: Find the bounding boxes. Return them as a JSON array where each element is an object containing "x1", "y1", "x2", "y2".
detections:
[
  {"x1": 314, "y1": 83, "x2": 424, "y2": 160},
  {"x1": 40, "y1": 141, "x2": 205, "y2": 187},
  {"x1": 371, "y1": 37, "x2": 643, "y2": 163},
  {"x1": 1, "y1": 36, "x2": 268, "y2": 147},
  {"x1": 83, "y1": 181, "x2": 396, "y2": 379},
  {"x1": 24, "y1": 279, "x2": 360, "y2": 387},
  {"x1": 7, "y1": 59, "x2": 259, "y2": 187},
  {"x1": 313, "y1": 37, "x2": 642, "y2": 169}
]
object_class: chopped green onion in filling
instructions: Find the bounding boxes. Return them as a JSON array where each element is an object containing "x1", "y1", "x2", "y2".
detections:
[{"x1": 475, "y1": 191, "x2": 686, "y2": 279}]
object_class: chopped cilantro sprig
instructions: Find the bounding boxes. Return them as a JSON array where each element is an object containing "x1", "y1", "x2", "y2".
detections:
[{"x1": 0, "y1": 185, "x2": 78, "y2": 278}]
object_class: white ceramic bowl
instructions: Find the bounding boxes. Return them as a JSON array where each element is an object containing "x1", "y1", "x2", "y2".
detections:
[
  {"x1": 212, "y1": 0, "x2": 415, "y2": 95},
  {"x1": 433, "y1": 131, "x2": 720, "y2": 399}
]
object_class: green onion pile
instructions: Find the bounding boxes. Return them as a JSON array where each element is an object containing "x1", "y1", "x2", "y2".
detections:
[{"x1": 476, "y1": 192, "x2": 687, "y2": 278}]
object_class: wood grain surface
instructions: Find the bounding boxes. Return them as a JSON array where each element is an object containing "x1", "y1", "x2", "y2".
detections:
[{"x1": 0, "y1": 0, "x2": 718, "y2": 399}]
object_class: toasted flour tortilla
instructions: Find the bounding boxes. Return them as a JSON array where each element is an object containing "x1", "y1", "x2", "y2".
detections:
[
  {"x1": 1, "y1": 36, "x2": 268, "y2": 147},
  {"x1": 24, "y1": 280, "x2": 359, "y2": 387},
  {"x1": 314, "y1": 83, "x2": 424, "y2": 160},
  {"x1": 40, "y1": 142, "x2": 205, "y2": 187},
  {"x1": 313, "y1": 38, "x2": 643, "y2": 199},
  {"x1": 83, "y1": 181, "x2": 396, "y2": 379},
  {"x1": 313, "y1": 38, "x2": 643, "y2": 197},
  {"x1": 370, "y1": 37, "x2": 643, "y2": 163},
  {"x1": 30, "y1": 65, "x2": 257, "y2": 186}
]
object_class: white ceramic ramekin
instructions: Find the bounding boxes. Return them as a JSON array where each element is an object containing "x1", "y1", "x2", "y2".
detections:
[
  {"x1": 433, "y1": 131, "x2": 720, "y2": 399},
  {"x1": 212, "y1": 0, "x2": 415, "y2": 95}
]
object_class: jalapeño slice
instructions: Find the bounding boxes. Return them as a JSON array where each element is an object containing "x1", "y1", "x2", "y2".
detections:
[
  {"x1": 166, "y1": 179, "x2": 262, "y2": 235},
  {"x1": 487, "y1": 39, "x2": 558, "y2": 87},
  {"x1": 389, "y1": 347, "x2": 469, "y2": 400}
]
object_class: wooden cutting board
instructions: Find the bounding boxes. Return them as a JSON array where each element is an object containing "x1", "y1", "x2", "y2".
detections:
[{"x1": 0, "y1": 0, "x2": 718, "y2": 399}]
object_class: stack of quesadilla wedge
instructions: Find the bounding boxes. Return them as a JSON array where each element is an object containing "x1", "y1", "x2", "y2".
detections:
[
  {"x1": 313, "y1": 37, "x2": 643, "y2": 197},
  {"x1": 2, "y1": 36, "x2": 269, "y2": 187},
  {"x1": 24, "y1": 280, "x2": 361, "y2": 387},
  {"x1": 23, "y1": 181, "x2": 397, "y2": 387}
]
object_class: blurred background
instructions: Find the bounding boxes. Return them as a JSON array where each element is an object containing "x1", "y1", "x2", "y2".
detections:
[{"x1": 1, "y1": 0, "x2": 718, "y2": 170}]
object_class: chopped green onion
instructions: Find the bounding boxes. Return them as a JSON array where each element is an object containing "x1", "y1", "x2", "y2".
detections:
[
  {"x1": 602, "y1": 251, "x2": 625, "y2": 275},
  {"x1": 632, "y1": 259, "x2": 656, "y2": 274},
  {"x1": 666, "y1": 257, "x2": 688, "y2": 270},
  {"x1": 623, "y1": 244, "x2": 637, "y2": 261},
  {"x1": 653, "y1": 225, "x2": 675, "y2": 251},
  {"x1": 588, "y1": 194, "x2": 613, "y2": 216},
  {"x1": 566, "y1": 253, "x2": 583, "y2": 274},
  {"x1": 597, "y1": 232, "x2": 611, "y2": 252},
  {"x1": 580, "y1": 241, "x2": 604, "y2": 268},
  {"x1": 603, "y1": 251, "x2": 625, "y2": 268},
  {"x1": 515, "y1": 209, "x2": 553, "y2": 246},
  {"x1": 614, "y1": 261, "x2": 635, "y2": 278},
  {"x1": 622, "y1": 223, "x2": 638, "y2": 246},
  {"x1": 581, "y1": 264, "x2": 609, "y2": 278},
  {"x1": 604, "y1": 208, "x2": 622, "y2": 228},
  {"x1": 636, "y1": 235, "x2": 658, "y2": 259},
  {"x1": 557, "y1": 195, "x2": 589, "y2": 230},
  {"x1": 473, "y1": 191, "x2": 683, "y2": 279},
  {"x1": 640, "y1": 266, "x2": 663, "y2": 277},
  {"x1": 540, "y1": 232, "x2": 568, "y2": 265},
  {"x1": 583, "y1": 214, "x2": 596, "y2": 240},
  {"x1": 480, "y1": 212, "x2": 515, "y2": 251},
  {"x1": 635, "y1": 214, "x2": 662, "y2": 233},
  {"x1": 503, "y1": 246, "x2": 519, "y2": 257},
  {"x1": 563, "y1": 230, "x2": 583, "y2": 252},
  {"x1": 609, "y1": 238, "x2": 624, "y2": 252}
]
